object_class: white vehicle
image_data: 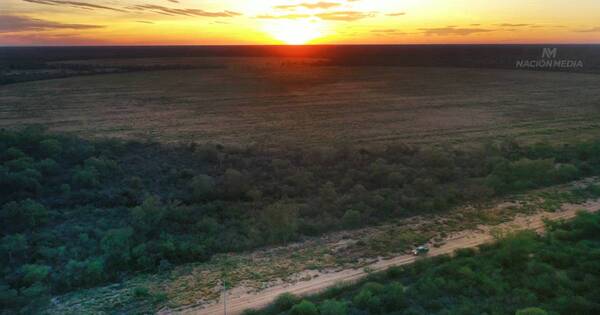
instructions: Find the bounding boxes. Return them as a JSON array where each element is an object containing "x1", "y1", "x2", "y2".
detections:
[{"x1": 412, "y1": 245, "x2": 430, "y2": 256}]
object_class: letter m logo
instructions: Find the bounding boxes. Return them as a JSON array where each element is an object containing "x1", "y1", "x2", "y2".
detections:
[{"x1": 542, "y1": 48, "x2": 557, "y2": 59}]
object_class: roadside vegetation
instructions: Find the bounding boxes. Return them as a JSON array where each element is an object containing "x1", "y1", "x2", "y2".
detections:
[
  {"x1": 251, "y1": 210, "x2": 600, "y2": 315},
  {"x1": 2, "y1": 126, "x2": 600, "y2": 313}
]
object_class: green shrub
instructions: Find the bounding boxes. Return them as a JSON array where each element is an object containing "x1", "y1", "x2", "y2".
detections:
[
  {"x1": 190, "y1": 174, "x2": 215, "y2": 202},
  {"x1": 290, "y1": 300, "x2": 318, "y2": 315},
  {"x1": 21, "y1": 264, "x2": 51, "y2": 285},
  {"x1": 133, "y1": 287, "x2": 150, "y2": 299},
  {"x1": 39, "y1": 139, "x2": 62, "y2": 158},
  {"x1": 342, "y1": 210, "x2": 361, "y2": 229},
  {"x1": 516, "y1": 307, "x2": 548, "y2": 315},
  {"x1": 320, "y1": 299, "x2": 347, "y2": 315},
  {"x1": 72, "y1": 167, "x2": 99, "y2": 189},
  {"x1": 273, "y1": 293, "x2": 299, "y2": 312}
]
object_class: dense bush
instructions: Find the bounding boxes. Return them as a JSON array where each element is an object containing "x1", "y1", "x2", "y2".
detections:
[
  {"x1": 257, "y1": 212, "x2": 600, "y2": 315},
  {"x1": 3, "y1": 127, "x2": 600, "y2": 312}
]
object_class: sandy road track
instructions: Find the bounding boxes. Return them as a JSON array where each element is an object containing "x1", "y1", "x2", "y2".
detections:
[{"x1": 165, "y1": 200, "x2": 600, "y2": 315}]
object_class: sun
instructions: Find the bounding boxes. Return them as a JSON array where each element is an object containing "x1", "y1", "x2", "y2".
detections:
[{"x1": 263, "y1": 19, "x2": 324, "y2": 45}]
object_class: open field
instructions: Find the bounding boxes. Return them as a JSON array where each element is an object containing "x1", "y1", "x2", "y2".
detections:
[{"x1": 2, "y1": 57, "x2": 600, "y2": 147}]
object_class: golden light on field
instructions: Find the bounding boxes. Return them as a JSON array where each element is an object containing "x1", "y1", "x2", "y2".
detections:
[{"x1": 262, "y1": 20, "x2": 324, "y2": 45}]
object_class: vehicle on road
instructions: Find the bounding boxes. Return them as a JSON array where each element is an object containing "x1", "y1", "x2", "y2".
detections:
[{"x1": 412, "y1": 245, "x2": 430, "y2": 256}]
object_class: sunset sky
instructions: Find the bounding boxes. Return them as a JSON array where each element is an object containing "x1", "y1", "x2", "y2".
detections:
[{"x1": 1, "y1": 0, "x2": 600, "y2": 45}]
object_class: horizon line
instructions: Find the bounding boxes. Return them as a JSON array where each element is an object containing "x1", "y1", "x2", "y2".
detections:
[{"x1": 2, "y1": 43, "x2": 600, "y2": 48}]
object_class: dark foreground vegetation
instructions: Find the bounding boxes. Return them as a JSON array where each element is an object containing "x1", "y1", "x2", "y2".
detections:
[
  {"x1": 252, "y1": 211, "x2": 600, "y2": 315},
  {"x1": 2, "y1": 127, "x2": 600, "y2": 312}
]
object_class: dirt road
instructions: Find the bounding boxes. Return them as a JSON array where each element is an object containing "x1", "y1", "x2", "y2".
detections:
[{"x1": 165, "y1": 200, "x2": 600, "y2": 315}]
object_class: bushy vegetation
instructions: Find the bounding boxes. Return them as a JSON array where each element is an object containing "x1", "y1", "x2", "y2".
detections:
[
  {"x1": 252, "y1": 211, "x2": 600, "y2": 315},
  {"x1": 2, "y1": 127, "x2": 600, "y2": 312}
]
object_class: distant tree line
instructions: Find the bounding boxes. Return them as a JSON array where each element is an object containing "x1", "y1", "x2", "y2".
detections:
[
  {"x1": 2, "y1": 126, "x2": 600, "y2": 312},
  {"x1": 0, "y1": 63, "x2": 224, "y2": 86}
]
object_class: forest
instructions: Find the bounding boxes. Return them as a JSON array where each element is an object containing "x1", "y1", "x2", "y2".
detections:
[
  {"x1": 249, "y1": 211, "x2": 600, "y2": 315},
  {"x1": 2, "y1": 126, "x2": 600, "y2": 312}
]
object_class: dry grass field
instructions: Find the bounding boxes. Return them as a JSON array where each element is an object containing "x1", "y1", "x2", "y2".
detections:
[{"x1": 2, "y1": 57, "x2": 600, "y2": 147}]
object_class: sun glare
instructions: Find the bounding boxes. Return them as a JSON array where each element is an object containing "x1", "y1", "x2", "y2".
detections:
[{"x1": 263, "y1": 20, "x2": 324, "y2": 45}]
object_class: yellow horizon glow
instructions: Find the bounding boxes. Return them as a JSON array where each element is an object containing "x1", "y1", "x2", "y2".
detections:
[
  {"x1": 262, "y1": 20, "x2": 325, "y2": 45},
  {"x1": 1, "y1": 0, "x2": 600, "y2": 45}
]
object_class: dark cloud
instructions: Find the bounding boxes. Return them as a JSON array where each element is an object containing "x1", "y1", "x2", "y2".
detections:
[
  {"x1": 419, "y1": 26, "x2": 493, "y2": 36},
  {"x1": 0, "y1": 15, "x2": 104, "y2": 33},
  {"x1": 129, "y1": 4, "x2": 241, "y2": 17},
  {"x1": 136, "y1": 20, "x2": 154, "y2": 24},
  {"x1": 275, "y1": 2, "x2": 341, "y2": 10},
  {"x1": 22, "y1": 0, "x2": 127, "y2": 12},
  {"x1": 315, "y1": 11, "x2": 375, "y2": 21}
]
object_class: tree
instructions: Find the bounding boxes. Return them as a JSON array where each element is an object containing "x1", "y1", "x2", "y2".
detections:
[
  {"x1": 39, "y1": 139, "x2": 62, "y2": 158},
  {"x1": 319, "y1": 181, "x2": 338, "y2": 209},
  {"x1": 342, "y1": 210, "x2": 361, "y2": 229},
  {"x1": 101, "y1": 228, "x2": 133, "y2": 269},
  {"x1": 320, "y1": 299, "x2": 348, "y2": 315},
  {"x1": 516, "y1": 307, "x2": 548, "y2": 315},
  {"x1": 223, "y1": 168, "x2": 247, "y2": 199},
  {"x1": 274, "y1": 293, "x2": 300, "y2": 312},
  {"x1": 290, "y1": 300, "x2": 318, "y2": 315},
  {"x1": 190, "y1": 174, "x2": 215, "y2": 202},
  {"x1": 381, "y1": 282, "x2": 406, "y2": 311},
  {"x1": 0, "y1": 200, "x2": 48, "y2": 233},
  {"x1": 261, "y1": 202, "x2": 298, "y2": 244},
  {"x1": 72, "y1": 167, "x2": 99, "y2": 189},
  {"x1": 353, "y1": 283, "x2": 384, "y2": 312},
  {"x1": 130, "y1": 196, "x2": 166, "y2": 237},
  {"x1": 21, "y1": 264, "x2": 51, "y2": 285},
  {"x1": 0, "y1": 284, "x2": 18, "y2": 308},
  {"x1": 0, "y1": 234, "x2": 27, "y2": 264}
]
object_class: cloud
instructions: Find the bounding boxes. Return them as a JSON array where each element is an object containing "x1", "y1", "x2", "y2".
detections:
[
  {"x1": 275, "y1": 2, "x2": 341, "y2": 10},
  {"x1": 497, "y1": 23, "x2": 531, "y2": 27},
  {"x1": 129, "y1": 4, "x2": 241, "y2": 17},
  {"x1": 316, "y1": 11, "x2": 375, "y2": 21},
  {"x1": 256, "y1": 14, "x2": 311, "y2": 19},
  {"x1": 419, "y1": 26, "x2": 494, "y2": 36},
  {"x1": 386, "y1": 12, "x2": 406, "y2": 16},
  {"x1": 0, "y1": 15, "x2": 104, "y2": 33},
  {"x1": 370, "y1": 29, "x2": 406, "y2": 36},
  {"x1": 22, "y1": 0, "x2": 127, "y2": 12},
  {"x1": 0, "y1": 32, "x2": 105, "y2": 45},
  {"x1": 370, "y1": 29, "x2": 404, "y2": 33},
  {"x1": 575, "y1": 26, "x2": 600, "y2": 33},
  {"x1": 136, "y1": 20, "x2": 154, "y2": 24}
]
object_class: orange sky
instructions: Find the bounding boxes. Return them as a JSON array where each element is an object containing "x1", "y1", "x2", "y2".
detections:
[{"x1": 1, "y1": 0, "x2": 600, "y2": 45}]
